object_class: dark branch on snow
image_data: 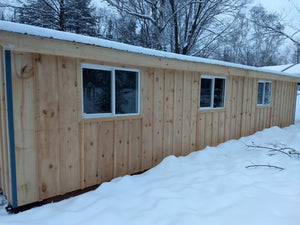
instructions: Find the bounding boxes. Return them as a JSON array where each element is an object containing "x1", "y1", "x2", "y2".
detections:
[{"x1": 245, "y1": 164, "x2": 284, "y2": 171}]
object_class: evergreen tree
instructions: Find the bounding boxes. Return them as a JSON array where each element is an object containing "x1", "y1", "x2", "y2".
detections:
[
  {"x1": 65, "y1": 0, "x2": 97, "y2": 36},
  {"x1": 17, "y1": 0, "x2": 97, "y2": 36},
  {"x1": 18, "y1": 0, "x2": 58, "y2": 30}
]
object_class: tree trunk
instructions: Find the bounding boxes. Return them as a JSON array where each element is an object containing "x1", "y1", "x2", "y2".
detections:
[
  {"x1": 59, "y1": 0, "x2": 65, "y2": 31},
  {"x1": 169, "y1": 0, "x2": 179, "y2": 53}
]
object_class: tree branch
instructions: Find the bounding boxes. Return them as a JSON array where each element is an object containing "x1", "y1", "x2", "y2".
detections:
[{"x1": 245, "y1": 164, "x2": 284, "y2": 171}]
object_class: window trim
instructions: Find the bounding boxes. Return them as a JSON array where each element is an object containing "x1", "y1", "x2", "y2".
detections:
[
  {"x1": 257, "y1": 80, "x2": 272, "y2": 106},
  {"x1": 200, "y1": 75, "x2": 227, "y2": 110},
  {"x1": 81, "y1": 63, "x2": 140, "y2": 118}
]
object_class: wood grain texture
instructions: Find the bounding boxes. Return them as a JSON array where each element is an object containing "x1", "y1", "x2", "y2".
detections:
[
  {"x1": 34, "y1": 54, "x2": 61, "y2": 200},
  {"x1": 11, "y1": 52, "x2": 38, "y2": 205},
  {"x1": 153, "y1": 69, "x2": 164, "y2": 164},
  {"x1": 57, "y1": 56, "x2": 80, "y2": 194},
  {"x1": 163, "y1": 69, "x2": 175, "y2": 157},
  {"x1": 174, "y1": 71, "x2": 184, "y2": 156},
  {"x1": 1, "y1": 47, "x2": 298, "y2": 207},
  {"x1": 2, "y1": 31, "x2": 300, "y2": 83}
]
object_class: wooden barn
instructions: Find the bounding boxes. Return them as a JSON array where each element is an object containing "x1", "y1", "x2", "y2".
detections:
[{"x1": 1, "y1": 21, "x2": 299, "y2": 208}]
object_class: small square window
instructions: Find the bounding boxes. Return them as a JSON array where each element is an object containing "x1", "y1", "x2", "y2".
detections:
[
  {"x1": 82, "y1": 64, "x2": 140, "y2": 118},
  {"x1": 200, "y1": 76, "x2": 226, "y2": 109},
  {"x1": 257, "y1": 81, "x2": 272, "y2": 106}
]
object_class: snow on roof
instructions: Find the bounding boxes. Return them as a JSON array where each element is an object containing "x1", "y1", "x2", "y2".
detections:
[
  {"x1": 263, "y1": 64, "x2": 300, "y2": 75},
  {"x1": 1, "y1": 20, "x2": 300, "y2": 79}
]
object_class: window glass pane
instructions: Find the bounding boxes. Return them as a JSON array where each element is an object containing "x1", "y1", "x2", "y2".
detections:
[
  {"x1": 115, "y1": 70, "x2": 138, "y2": 114},
  {"x1": 200, "y1": 78, "x2": 212, "y2": 108},
  {"x1": 264, "y1": 82, "x2": 272, "y2": 105},
  {"x1": 257, "y1": 82, "x2": 264, "y2": 105},
  {"x1": 82, "y1": 68, "x2": 111, "y2": 114},
  {"x1": 214, "y1": 78, "x2": 225, "y2": 108}
]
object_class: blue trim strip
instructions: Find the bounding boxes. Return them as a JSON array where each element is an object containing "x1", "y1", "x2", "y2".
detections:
[{"x1": 4, "y1": 50, "x2": 18, "y2": 207}]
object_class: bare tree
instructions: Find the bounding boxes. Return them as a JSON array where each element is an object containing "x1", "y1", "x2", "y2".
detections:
[
  {"x1": 250, "y1": 1, "x2": 300, "y2": 63},
  {"x1": 104, "y1": 0, "x2": 250, "y2": 55},
  {"x1": 212, "y1": 5, "x2": 287, "y2": 66}
]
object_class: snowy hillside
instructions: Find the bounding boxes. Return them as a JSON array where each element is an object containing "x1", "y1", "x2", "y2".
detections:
[{"x1": 0, "y1": 101, "x2": 300, "y2": 224}]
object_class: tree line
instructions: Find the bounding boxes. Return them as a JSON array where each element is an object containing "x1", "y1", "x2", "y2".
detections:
[{"x1": 1, "y1": 0, "x2": 299, "y2": 66}]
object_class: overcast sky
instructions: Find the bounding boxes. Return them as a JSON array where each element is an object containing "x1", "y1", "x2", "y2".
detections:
[{"x1": 253, "y1": 0, "x2": 300, "y2": 28}]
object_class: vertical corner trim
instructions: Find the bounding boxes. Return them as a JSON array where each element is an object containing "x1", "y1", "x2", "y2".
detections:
[{"x1": 4, "y1": 50, "x2": 18, "y2": 208}]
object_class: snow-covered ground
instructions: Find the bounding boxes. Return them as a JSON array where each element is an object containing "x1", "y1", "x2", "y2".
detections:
[{"x1": 0, "y1": 97, "x2": 300, "y2": 225}]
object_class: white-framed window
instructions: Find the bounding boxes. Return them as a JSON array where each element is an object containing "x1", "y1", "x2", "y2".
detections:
[
  {"x1": 200, "y1": 75, "x2": 226, "y2": 109},
  {"x1": 257, "y1": 80, "x2": 272, "y2": 106},
  {"x1": 82, "y1": 63, "x2": 140, "y2": 118}
]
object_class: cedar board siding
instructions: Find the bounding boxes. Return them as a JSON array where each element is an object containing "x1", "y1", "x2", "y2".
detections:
[{"x1": 0, "y1": 32, "x2": 298, "y2": 206}]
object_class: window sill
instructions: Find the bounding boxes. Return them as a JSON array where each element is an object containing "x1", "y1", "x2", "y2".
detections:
[
  {"x1": 256, "y1": 104, "x2": 272, "y2": 108},
  {"x1": 82, "y1": 114, "x2": 142, "y2": 122},
  {"x1": 199, "y1": 107, "x2": 226, "y2": 113}
]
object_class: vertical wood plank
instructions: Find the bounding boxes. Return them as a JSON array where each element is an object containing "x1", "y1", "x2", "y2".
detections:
[
  {"x1": 291, "y1": 83, "x2": 297, "y2": 124},
  {"x1": 230, "y1": 77, "x2": 238, "y2": 139},
  {"x1": 212, "y1": 111, "x2": 219, "y2": 146},
  {"x1": 11, "y1": 52, "x2": 38, "y2": 205},
  {"x1": 174, "y1": 70, "x2": 183, "y2": 156},
  {"x1": 153, "y1": 68, "x2": 164, "y2": 165},
  {"x1": 272, "y1": 81, "x2": 280, "y2": 127},
  {"x1": 285, "y1": 82, "x2": 291, "y2": 126},
  {"x1": 114, "y1": 120, "x2": 129, "y2": 177},
  {"x1": 247, "y1": 77, "x2": 254, "y2": 135},
  {"x1": 218, "y1": 111, "x2": 225, "y2": 144},
  {"x1": 273, "y1": 81, "x2": 280, "y2": 127},
  {"x1": 79, "y1": 120, "x2": 85, "y2": 189},
  {"x1": 270, "y1": 80, "x2": 276, "y2": 127},
  {"x1": 83, "y1": 121, "x2": 98, "y2": 188},
  {"x1": 288, "y1": 84, "x2": 293, "y2": 124},
  {"x1": 163, "y1": 69, "x2": 174, "y2": 157},
  {"x1": 279, "y1": 82, "x2": 286, "y2": 127},
  {"x1": 278, "y1": 81, "x2": 285, "y2": 127},
  {"x1": 241, "y1": 77, "x2": 252, "y2": 136},
  {"x1": 288, "y1": 83, "x2": 294, "y2": 125},
  {"x1": 57, "y1": 56, "x2": 80, "y2": 194},
  {"x1": 141, "y1": 68, "x2": 153, "y2": 170},
  {"x1": 182, "y1": 72, "x2": 192, "y2": 155},
  {"x1": 250, "y1": 78, "x2": 258, "y2": 134},
  {"x1": 196, "y1": 112, "x2": 206, "y2": 150},
  {"x1": 190, "y1": 73, "x2": 199, "y2": 151},
  {"x1": 267, "y1": 107, "x2": 271, "y2": 128},
  {"x1": 256, "y1": 109, "x2": 260, "y2": 131},
  {"x1": 224, "y1": 76, "x2": 233, "y2": 142},
  {"x1": 98, "y1": 121, "x2": 114, "y2": 183},
  {"x1": 241, "y1": 77, "x2": 248, "y2": 136},
  {"x1": 235, "y1": 77, "x2": 244, "y2": 138},
  {"x1": 34, "y1": 54, "x2": 60, "y2": 200},
  {"x1": 255, "y1": 109, "x2": 260, "y2": 131},
  {"x1": 260, "y1": 109, "x2": 264, "y2": 130},
  {"x1": 205, "y1": 113, "x2": 213, "y2": 147},
  {"x1": 262, "y1": 108, "x2": 267, "y2": 129},
  {"x1": 128, "y1": 118, "x2": 142, "y2": 174},
  {"x1": 75, "y1": 59, "x2": 85, "y2": 189}
]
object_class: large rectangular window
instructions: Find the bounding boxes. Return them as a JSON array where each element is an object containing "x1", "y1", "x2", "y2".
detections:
[
  {"x1": 82, "y1": 64, "x2": 140, "y2": 118},
  {"x1": 200, "y1": 76, "x2": 226, "y2": 109},
  {"x1": 257, "y1": 81, "x2": 272, "y2": 106}
]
